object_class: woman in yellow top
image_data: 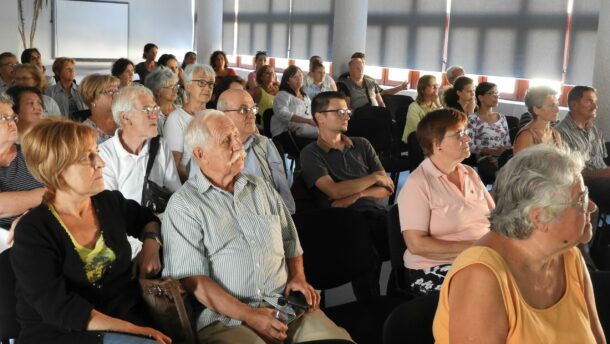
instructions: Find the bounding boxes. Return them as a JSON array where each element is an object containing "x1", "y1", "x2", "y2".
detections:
[
  {"x1": 401, "y1": 74, "x2": 441, "y2": 143},
  {"x1": 252, "y1": 64, "x2": 279, "y2": 120},
  {"x1": 433, "y1": 144, "x2": 605, "y2": 343}
]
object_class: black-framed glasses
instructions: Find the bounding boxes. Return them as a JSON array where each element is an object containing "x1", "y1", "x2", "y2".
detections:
[
  {"x1": 319, "y1": 109, "x2": 352, "y2": 118},
  {"x1": 162, "y1": 84, "x2": 180, "y2": 91},
  {"x1": 445, "y1": 128, "x2": 472, "y2": 139},
  {"x1": 191, "y1": 79, "x2": 214, "y2": 89},
  {"x1": 135, "y1": 105, "x2": 161, "y2": 118},
  {"x1": 0, "y1": 114, "x2": 18, "y2": 123},
  {"x1": 225, "y1": 106, "x2": 259, "y2": 116}
]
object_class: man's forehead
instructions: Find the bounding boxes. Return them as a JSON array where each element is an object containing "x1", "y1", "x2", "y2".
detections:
[
  {"x1": 135, "y1": 93, "x2": 155, "y2": 107},
  {"x1": 225, "y1": 91, "x2": 254, "y2": 107}
]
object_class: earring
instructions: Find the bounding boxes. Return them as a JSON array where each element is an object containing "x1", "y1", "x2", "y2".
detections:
[{"x1": 92, "y1": 102, "x2": 96, "y2": 108}]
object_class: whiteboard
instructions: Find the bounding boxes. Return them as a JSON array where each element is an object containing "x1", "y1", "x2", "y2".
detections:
[{"x1": 54, "y1": 0, "x2": 129, "y2": 60}]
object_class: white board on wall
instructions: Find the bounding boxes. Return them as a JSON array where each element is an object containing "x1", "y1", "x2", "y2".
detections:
[{"x1": 54, "y1": 0, "x2": 129, "y2": 60}]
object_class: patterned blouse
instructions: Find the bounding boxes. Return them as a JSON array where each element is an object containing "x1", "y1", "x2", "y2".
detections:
[{"x1": 467, "y1": 113, "x2": 511, "y2": 156}]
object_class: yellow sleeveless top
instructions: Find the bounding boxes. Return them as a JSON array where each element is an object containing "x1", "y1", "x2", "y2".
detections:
[
  {"x1": 258, "y1": 87, "x2": 275, "y2": 117},
  {"x1": 433, "y1": 246, "x2": 596, "y2": 343}
]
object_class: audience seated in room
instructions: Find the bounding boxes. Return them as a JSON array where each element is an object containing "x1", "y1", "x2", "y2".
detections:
[
  {"x1": 144, "y1": 66, "x2": 179, "y2": 136},
  {"x1": 6, "y1": 86, "x2": 45, "y2": 142},
  {"x1": 217, "y1": 88, "x2": 295, "y2": 213},
  {"x1": 79, "y1": 74, "x2": 120, "y2": 143},
  {"x1": 14, "y1": 64, "x2": 61, "y2": 116},
  {"x1": 468, "y1": 82, "x2": 511, "y2": 184},
  {"x1": 164, "y1": 63, "x2": 215, "y2": 182},
  {"x1": 513, "y1": 85, "x2": 562, "y2": 154},
  {"x1": 0, "y1": 92, "x2": 44, "y2": 231},
  {"x1": 433, "y1": 145, "x2": 605, "y2": 344},
  {"x1": 99, "y1": 85, "x2": 180, "y2": 206},
  {"x1": 45, "y1": 57, "x2": 87, "y2": 118},
  {"x1": 397, "y1": 108, "x2": 494, "y2": 295},
  {"x1": 111, "y1": 58, "x2": 135, "y2": 89},
  {"x1": 12, "y1": 116, "x2": 170, "y2": 343},
  {"x1": 402, "y1": 74, "x2": 442, "y2": 143},
  {"x1": 20, "y1": 48, "x2": 55, "y2": 88},
  {"x1": 0, "y1": 52, "x2": 18, "y2": 93},
  {"x1": 161, "y1": 110, "x2": 352, "y2": 344},
  {"x1": 134, "y1": 43, "x2": 158, "y2": 84}
]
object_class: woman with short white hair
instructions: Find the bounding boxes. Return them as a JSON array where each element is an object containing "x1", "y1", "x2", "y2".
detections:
[
  {"x1": 434, "y1": 145, "x2": 605, "y2": 343},
  {"x1": 144, "y1": 66, "x2": 179, "y2": 135}
]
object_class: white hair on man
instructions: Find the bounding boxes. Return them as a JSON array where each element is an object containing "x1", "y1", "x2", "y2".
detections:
[
  {"x1": 446, "y1": 65, "x2": 464, "y2": 84},
  {"x1": 184, "y1": 109, "x2": 226, "y2": 151},
  {"x1": 111, "y1": 84, "x2": 154, "y2": 127},
  {"x1": 182, "y1": 64, "x2": 215, "y2": 84}
]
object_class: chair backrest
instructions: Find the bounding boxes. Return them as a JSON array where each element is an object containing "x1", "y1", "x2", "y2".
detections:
[
  {"x1": 407, "y1": 131, "x2": 425, "y2": 171},
  {"x1": 383, "y1": 293, "x2": 439, "y2": 344},
  {"x1": 383, "y1": 95, "x2": 414, "y2": 120},
  {"x1": 0, "y1": 249, "x2": 20, "y2": 341},
  {"x1": 387, "y1": 205, "x2": 409, "y2": 294},
  {"x1": 292, "y1": 208, "x2": 377, "y2": 290},
  {"x1": 505, "y1": 115, "x2": 520, "y2": 144},
  {"x1": 348, "y1": 106, "x2": 394, "y2": 154},
  {"x1": 498, "y1": 148, "x2": 514, "y2": 169},
  {"x1": 290, "y1": 172, "x2": 317, "y2": 213},
  {"x1": 263, "y1": 108, "x2": 274, "y2": 138}
]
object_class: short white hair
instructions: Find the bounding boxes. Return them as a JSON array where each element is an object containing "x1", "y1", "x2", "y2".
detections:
[
  {"x1": 111, "y1": 84, "x2": 154, "y2": 127},
  {"x1": 185, "y1": 109, "x2": 226, "y2": 151},
  {"x1": 183, "y1": 64, "x2": 215, "y2": 84},
  {"x1": 0, "y1": 92, "x2": 14, "y2": 107},
  {"x1": 446, "y1": 65, "x2": 464, "y2": 83}
]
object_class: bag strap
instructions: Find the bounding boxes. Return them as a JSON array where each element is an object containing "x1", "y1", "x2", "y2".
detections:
[
  {"x1": 167, "y1": 279, "x2": 197, "y2": 344},
  {"x1": 145, "y1": 136, "x2": 161, "y2": 180}
]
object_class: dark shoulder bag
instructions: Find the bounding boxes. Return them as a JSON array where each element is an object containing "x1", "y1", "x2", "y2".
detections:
[{"x1": 141, "y1": 136, "x2": 173, "y2": 213}]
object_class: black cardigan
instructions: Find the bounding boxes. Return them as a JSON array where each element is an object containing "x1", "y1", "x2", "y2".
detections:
[{"x1": 10, "y1": 190, "x2": 160, "y2": 344}]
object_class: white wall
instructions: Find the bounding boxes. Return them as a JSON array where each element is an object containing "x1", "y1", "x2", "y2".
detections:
[{"x1": 0, "y1": 0, "x2": 194, "y2": 72}]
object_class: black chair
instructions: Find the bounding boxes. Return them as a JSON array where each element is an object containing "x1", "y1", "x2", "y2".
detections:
[
  {"x1": 70, "y1": 109, "x2": 92, "y2": 123},
  {"x1": 386, "y1": 204, "x2": 417, "y2": 299},
  {"x1": 348, "y1": 106, "x2": 410, "y2": 204},
  {"x1": 382, "y1": 95, "x2": 414, "y2": 149},
  {"x1": 505, "y1": 115, "x2": 520, "y2": 145},
  {"x1": 290, "y1": 172, "x2": 317, "y2": 213},
  {"x1": 263, "y1": 108, "x2": 274, "y2": 138},
  {"x1": 497, "y1": 148, "x2": 514, "y2": 169},
  {"x1": 382, "y1": 293, "x2": 439, "y2": 344},
  {"x1": 407, "y1": 131, "x2": 425, "y2": 172},
  {"x1": 292, "y1": 208, "x2": 406, "y2": 344},
  {"x1": 0, "y1": 249, "x2": 20, "y2": 343}
]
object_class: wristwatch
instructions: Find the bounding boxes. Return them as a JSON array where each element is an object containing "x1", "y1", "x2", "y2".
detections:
[{"x1": 142, "y1": 231, "x2": 163, "y2": 247}]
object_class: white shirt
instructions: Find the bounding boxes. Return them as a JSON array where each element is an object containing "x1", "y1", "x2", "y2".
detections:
[
  {"x1": 163, "y1": 107, "x2": 193, "y2": 172},
  {"x1": 99, "y1": 130, "x2": 182, "y2": 204}
]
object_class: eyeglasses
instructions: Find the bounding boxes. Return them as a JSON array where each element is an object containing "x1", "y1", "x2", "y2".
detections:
[
  {"x1": 552, "y1": 188, "x2": 591, "y2": 213},
  {"x1": 427, "y1": 84, "x2": 440, "y2": 89},
  {"x1": 101, "y1": 89, "x2": 119, "y2": 96},
  {"x1": 445, "y1": 128, "x2": 472, "y2": 139},
  {"x1": 225, "y1": 106, "x2": 259, "y2": 116},
  {"x1": 0, "y1": 114, "x2": 18, "y2": 123},
  {"x1": 0, "y1": 63, "x2": 18, "y2": 68},
  {"x1": 162, "y1": 84, "x2": 180, "y2": 91},
  {"x1": 191, "y1": 79, "x2": 214, "y2": 89},
  {"x1": 318, "y1": 109, "x2": 353, "y2": 118},
  {"x1": 15, "y1": 76, "x2": 34, "y2": 82},
  {"x1": 135, "y1": 105, "x2": 161, "y2": 118},
  {"x1": 486, "y1": 91, "x2": 499, "y2": 96}
]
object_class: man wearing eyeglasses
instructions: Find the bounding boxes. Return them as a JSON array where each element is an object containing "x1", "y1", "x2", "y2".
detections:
[
  {"x1": 217, "y1": 89, "x2": 295, "y2": 213},
  {"x1": 0, "y1": 52, "x2": 18, "y2": 93},
  {"x1": 300, "y1": 91, "x2": 394, "y2": 299}
]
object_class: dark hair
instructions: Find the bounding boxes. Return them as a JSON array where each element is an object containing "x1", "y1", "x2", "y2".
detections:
[
  {"x1": 309, "y1": 55, "x2": 322, "y2": 71},
  {"x1": 20, "y1": 48, "x2": 40, "y2": 64},
  {"x1": 6, "y1": 86, "x2": 43, "y2": 114},
  {"x1": 351, "y1": 52, "x2": 365, "y2": 59},
  {"x1": 158, "y1": 54, "x2": 177, "y2": 67},
  {"x1": 213, "y1": 75, "x2": 245, "y2": 103},
  {"x1": 210, "y1": 50, "x2": 229, "y2": 71},
  {"x1": 142, "y1": 43, "x2": 158, "y2": 59},
  {"x1": 567, "y1": 85, "x2": 596, "y2": 110},
  {"x1": 0, "y1": 52, "x2": 17, "y2": 62},
  {"x1": 416, "y1": 108, "x2": 467, "y2": 157},
  {"x1": 311, "y1": 91, "x2": 346, "y2": 125},
  {"x1": 256, "y1": 65, "x2": 275, "y2": 85},
  {"x1": 443, "y1": 76, "x2": 474, "y2": 110},
  {"x1": 475, "y1": 82, "x2": 497, "y2": 107},
  {"x1": 310, "y1": 60, "x2": 325, "y2": 73},
  {"x1": 255, "y1": 51, "x2": 267, "y2": 61},
  {"x1": 181, "y1": 51, "x2": 197, "y2": 69},
  {"x1": 111, "y1": 58, "x2": 134, "y2": 77},
  {"x1": 279, "y1": 65, "x2": 305, "y2": 97}
]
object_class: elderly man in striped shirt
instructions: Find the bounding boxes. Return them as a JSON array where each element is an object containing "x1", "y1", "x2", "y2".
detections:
[{"x1": 161, "y1": 110, "x2": 351, "y2": 344}]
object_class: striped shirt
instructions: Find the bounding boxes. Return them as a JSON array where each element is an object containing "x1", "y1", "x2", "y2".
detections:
[
  {"x1": 45, "y1": 82, "x2": 87, "y2": 118},
  {"x1": 161, "y1": 168, "x2": 303, "y2": 329},
  {"x1": 555, "y1": 113, "x2": 607, "y2": 170},
  {"x1": 0, "y1": 145, "x2": 44, "y2": 228}
]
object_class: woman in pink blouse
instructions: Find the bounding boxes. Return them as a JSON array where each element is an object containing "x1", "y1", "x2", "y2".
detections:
[{"x1": 397, "y1": 108, "x2": 494, "y2": 295}]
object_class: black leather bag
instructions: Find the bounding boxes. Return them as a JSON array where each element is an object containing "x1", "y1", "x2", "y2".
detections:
[{"x1": 141, "y1": 136, "x2": 173, "y2": 213}]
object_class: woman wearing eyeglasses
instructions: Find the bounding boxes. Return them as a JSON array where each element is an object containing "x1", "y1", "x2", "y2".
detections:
[
  {"x1": 0, "y1": 92, "x2": 44, "y2": 231},
  {"x1": 513, "y1": 86, "x2": 562, "y2": 154},
  {"x1": 164, "y1": 64, "x2": 215, "y2": 182},
  {"x1": 468, "y1": 82, "x2": 511, "y2": 185},
  {"x1": 79, "y1": 74, "x2": 120, "y2": 144},
  {"x1": 396, "y1": 108, "x2": 494, "y2": 295},
  {"x1": 433, "y1": 145, "x2": 604, "y2": 344},
  {"x1": 13, "y1": 64, "x2": 61, "y2": 116},
  {"x1": 402, "y1": 74, "x2": 442, "y2": 143},
  {"x1": 144, "y1": 67, "x2": 180, "y2": 136}
]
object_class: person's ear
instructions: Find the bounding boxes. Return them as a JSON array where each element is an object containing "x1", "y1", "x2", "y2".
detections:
[
  {"x1": 192, "y1": 146, "x2": 208, "y2": 164},
  {"x1": 528, "y1": 207, "x2": 548, "y2": 232}
]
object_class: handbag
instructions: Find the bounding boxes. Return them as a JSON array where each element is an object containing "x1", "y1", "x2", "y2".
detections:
[
  {"x1": 141, "y1": 136, "x2": 173, "y2": 213},
  {"x1": 139, "y1": 278, "x2": 197, "y2": 344}
]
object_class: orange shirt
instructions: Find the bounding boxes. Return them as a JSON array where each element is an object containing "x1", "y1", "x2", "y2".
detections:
[{"x1": 433, "y1": 246, "x2": 596, "y2": 343}]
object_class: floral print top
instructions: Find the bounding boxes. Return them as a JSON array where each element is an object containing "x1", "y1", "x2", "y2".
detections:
[{"x1": 467, "y1": 113, "x2": 511, "y2": 155}]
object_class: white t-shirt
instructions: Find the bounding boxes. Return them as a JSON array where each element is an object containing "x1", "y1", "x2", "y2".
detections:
[
  {"x1": 99, "y1": 130, "x2": 182, "y2": 204},
  {"x1": 163, "y1": 107, "x2": 193, "y2": 172}
]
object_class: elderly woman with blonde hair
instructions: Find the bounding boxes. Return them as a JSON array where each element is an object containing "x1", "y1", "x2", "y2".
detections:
[
  {"x1": 79, "y1": 74, "x2": 120, "y2": 143},
  {"x1": 434, "y1": 145, "x2": 605, "y2": 343},
  {"x1": 11, "y1": 116, "x2": 171, "y2": 344}
]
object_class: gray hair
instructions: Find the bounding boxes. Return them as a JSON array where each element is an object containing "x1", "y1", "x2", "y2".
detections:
[
  {"x1": 490, "y1": 145, "x2": 585, "y2": 239},
  {"x1": 144, "y1": 66, "x2": 178, "y2": 96},
  {"x1": 185, "y1": 109, "x2": 226, "y2": 151},
  {"x1": 183, "y1": 63, "x2": 215, "y2": 84},
  {"x1": 0, "y1": 92, "x2": 14, "y2": 107},
  {"x1": 446, "y1": 65, "x2": 464, "y2": 84},
  {"x1": 111, "y1": 84, "x2": 154, "y2": 127},
  {"x1": 524, "y1": 85, "x2": 557, "y2": 118}
]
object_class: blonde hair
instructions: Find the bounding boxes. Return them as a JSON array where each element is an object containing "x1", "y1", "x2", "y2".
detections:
[
  {"x1": 15, "y1": 64, "x2": 47, "y2": 91},
  {"x1": 51, "y1": 57, "x2": 76, "y2": 78},
  {"x1": 21, "y1": 116, "x2": 98, "y2": 201},
  {"x1": 79, "y1": 74, "x2": 119, "y2": 107}
]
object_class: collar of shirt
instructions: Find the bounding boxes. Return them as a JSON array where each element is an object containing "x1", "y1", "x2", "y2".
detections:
[
  {"x1": 193, "y1": 166, "x2": 256, "y2": 195},
  {"x1": 243, "y1": 134, "x2": 256, "y2": 152},
  {"x1": 565, "y1": 111, "x2": 595, "y2": 133},
  {"x1": 315, "y1": 134, "x2": 353, "y2": 153},
  {"x1": 110, "y1": 129, "x2": 150, "y2": 159},
  {"x1": 421, "y1": 157, "x2": 469, "y2": 182}
]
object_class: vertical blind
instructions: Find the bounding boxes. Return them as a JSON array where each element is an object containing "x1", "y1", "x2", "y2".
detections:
[{"x1": 567, "y1": 0, "x2": 599, "y2": 85}]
